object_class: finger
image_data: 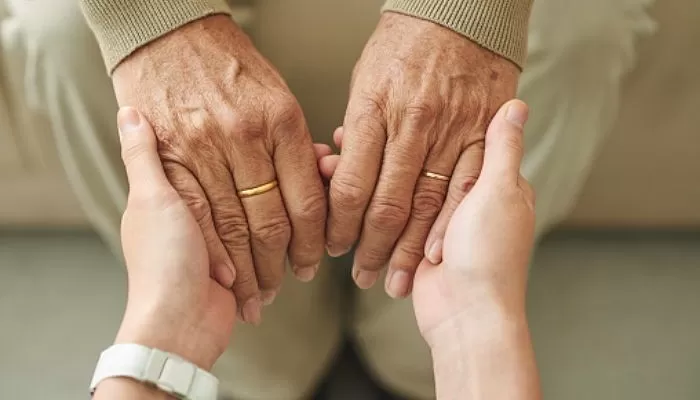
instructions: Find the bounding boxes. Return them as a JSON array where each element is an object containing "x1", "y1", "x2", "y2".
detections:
[
  {"x1": 327, "y1": 99, "x2": 386, "y2": 257},
  {"x1": 319, "y1": 154, "x2": 340, "y2": 181},
  {"x1": 117, "y1": 107, "x2": 170, "y2": 194},
  {"x1": 352, "y1": 130, "x2": 427, "y2": 289},
  {"x1": 480, "y1": 99, "x2": 529, "y2": 184},
  {"x1": 227, "y1": 132, "x2": 290, "y2": 306},
  {"x1": 314, "y1": 143, "x2": 333, "y2": 159},
  {"x1": 333, "y1": 126, "x2": 344, "y2": 148},
  {"x1": 272, "y1": 110, "x2": 327, "y2": 281},
  {"x1": 194, "y1": 160, "x2": 261, "y2": 325},
  {"x1": 385, "y1": 143, "x2": 458, "y2": 298},
  {"x1": 162, "y1": 161, "x2": 236, "y2": 289},
  {"x1": 424, "y1": 141, "x2": 484, "y2": 264}
]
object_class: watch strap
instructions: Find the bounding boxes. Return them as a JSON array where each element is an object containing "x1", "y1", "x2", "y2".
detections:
[{"x1": 90, "y1": 343, "x2": 218, "y2": 399}]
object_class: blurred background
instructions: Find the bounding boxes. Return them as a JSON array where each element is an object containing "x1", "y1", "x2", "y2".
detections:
[{"x1": 1, "y1": 0, "x2": 699, "y2": 399}]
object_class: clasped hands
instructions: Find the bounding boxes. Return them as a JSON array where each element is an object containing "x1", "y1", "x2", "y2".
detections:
[{"x1": 112, "y1": 12, "x2": 521, "y2": 326}]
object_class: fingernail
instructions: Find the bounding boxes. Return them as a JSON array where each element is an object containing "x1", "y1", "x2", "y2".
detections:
[
  {"x1": 293, "y1": 264, "x2": 318, "y2": 283},
  {"x1": 326, "y1": 243, "x2": 351, "y2": 258},
  {"x1": 242, "y1": 298, "x2": 262, "y2": 326},
  {"x1": 505, "y1": 101, "x2": 528, "y2": 128},
  {"x1": 352, "y1": 267, "x2": 379, "y2": 289},
  {"x1": 427, "y1": 238, "x2": 443, "y2": 264},
  {"x1": 214, "y1": 264, "x2": 235, "y2": 289},
  {"x1": 386, "y1": 269, "x2": 411, "y2": 299},
  {"x1": 117, "y1": 107, "x2": 141, "y2": 135},
  {"x1": 261, "y1": 290, "x2": 277, "y2": 306}
]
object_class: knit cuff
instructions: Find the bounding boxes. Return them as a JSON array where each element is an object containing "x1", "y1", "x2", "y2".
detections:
[
  {"x1": 382, "y1": 0, "x2": 533, "y2": 69},
  {"x1": 80, "y1": 0, "x2": 232, "y2": 74}
]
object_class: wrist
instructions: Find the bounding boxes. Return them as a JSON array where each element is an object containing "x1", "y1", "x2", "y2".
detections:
[
  {"x1": 81, "y1": 0, "x2": 233, "y2": 74},
  {"x1": 116, "y1": 300, "x2": 221, "y2": 371},
  {"x1": 426, "y1": 294, "x2": 527, "y2": 354}
]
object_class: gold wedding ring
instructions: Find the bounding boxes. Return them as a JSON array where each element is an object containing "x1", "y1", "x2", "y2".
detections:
[
  {"x1": 237, "y1": 180, "x2": 279, "y2": 198},
  {"x1": 421, "y1": 169, "x2": 451, "y2": 182}
]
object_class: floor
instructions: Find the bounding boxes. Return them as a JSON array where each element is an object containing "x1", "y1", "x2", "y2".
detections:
[{"x1": 1, "y1": 230, "x2": 699, "y2": 399}]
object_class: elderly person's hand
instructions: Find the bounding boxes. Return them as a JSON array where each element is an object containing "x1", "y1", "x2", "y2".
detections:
[
  {"x1": 112, "y1": 15, "x2": 326, "y2": 325},
  {"x1": 326, "y1": 12, "x2": 520, "y2": 298},
  {"x1": 97, "y1": 108, "x2": 336, "y2": 399},
  {"x1": 321, "y1": 100, "x2": 539, "y2": 399}
]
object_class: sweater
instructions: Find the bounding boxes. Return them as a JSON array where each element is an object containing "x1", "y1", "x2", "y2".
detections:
[{"x1": 79, "y1": 0, "x2": 532, "y2": 74}]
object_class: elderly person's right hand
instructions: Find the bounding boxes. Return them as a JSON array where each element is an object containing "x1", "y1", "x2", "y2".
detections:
[
  {"x1": 111, "y1": 15, "x2": 326, "y2": 325},
  {"x1": 322, "y1": 99, "x2": 539, "y2": 399}
]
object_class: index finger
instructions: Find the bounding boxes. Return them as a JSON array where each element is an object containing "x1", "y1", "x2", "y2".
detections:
[
  {"x1": 273, "y1": 115, "x2": 328, "y2": 277},
  {"x1": 326, "y1": 97, "x2": 386, "y2": 256}
]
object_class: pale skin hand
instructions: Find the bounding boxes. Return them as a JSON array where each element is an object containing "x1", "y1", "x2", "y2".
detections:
[
  {"x1": 327, "y1": 12, "x2": 520, "y2": 298},
  {"x1": 94, "y1": 107, "x2": 236, "y2": 399},
  {"x1": 414, "y1": 100, "x2": 540, "y2": 400},
  {"x1": 322, "y1": 100, "x2": 540, "y2": 400},
  {"x1": 112, "y1": 15, "x2": 327, "y2": 325},
  {"x1": 94, "y1": 108, "x2": 334, "y2": 399}
]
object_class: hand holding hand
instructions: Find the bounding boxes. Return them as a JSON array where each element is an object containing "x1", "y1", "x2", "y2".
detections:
[
  {"x1": 115, "y1": 107, "x2": 236, "y2": 370},
  {"x1": 113, "y1": 15, "x2": 326, "y2": 324},
  {"x1": 410, "y1": 99, "x2": 535, "y2": 346},
  {"x1": 327, "y1": 12, "x2": 520, "y2": 298}
]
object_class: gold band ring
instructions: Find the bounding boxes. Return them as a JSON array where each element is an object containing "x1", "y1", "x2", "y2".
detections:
[
  {"x1": 421, "y1": 170, "x2": 451, "y2": 182},
  {"x1": 237, "y1": 180, "x2": 279, "y2": 198}
]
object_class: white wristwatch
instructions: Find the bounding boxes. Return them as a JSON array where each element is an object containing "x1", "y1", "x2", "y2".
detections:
[{"x1": 90, "y1": 343, "x2": 218, "y2": 399}]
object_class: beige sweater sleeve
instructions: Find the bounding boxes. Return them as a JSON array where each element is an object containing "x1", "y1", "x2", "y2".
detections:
[
  {"x1": 81, "y1": 0, "x2": 531, "y2": 75},
  {"x1": 80, "y1": 0, "x2": 232, "y2": 74},
  {"x1": 383, "y1": 0, "x2": 533, "y2": 68}
]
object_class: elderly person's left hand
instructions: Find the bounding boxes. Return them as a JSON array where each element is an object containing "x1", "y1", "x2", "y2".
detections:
[{"x1": 326, "y1": 12, "x2": 520, "y2": 298}]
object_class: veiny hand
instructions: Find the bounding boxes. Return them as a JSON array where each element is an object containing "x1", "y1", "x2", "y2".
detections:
[
  {"x1": 410, "y1": 100, "x2": 535, "y2": 347},
  {"x1": 112, "y1": 15, "x2": 326, "y2": 324},
  {"x1": 327, "y1": 12, "x2": 520, "y2": 298},
  {"x1": 115, "y1": 107, "x2": 236, "y2": 370}
]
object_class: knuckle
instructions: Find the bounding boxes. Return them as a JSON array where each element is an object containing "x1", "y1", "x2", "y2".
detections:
[
  {"x1": 232, "y1": 271, "x2": 259, "y2": 298},
  {"x1": 251, "y1": 216, "x2": 292, "y2": 250},
  {"x1": 347, "y1": 98, "x2": 386, "y2": 136},
  {"x1": 446, "y1": 182, "x2": 470, "y2": 208},
  {"x1": 230, "y1": 118, "x2": 265, "y2": 142},
  {"x1": 411, "y1": 186, "x2": 445, "y2": 222},
  {"x1": 356, "y1": 246, "x2": 390, "y2": 269},
  {"x1": 293, "y1": 191, "x2": 327, "y2": 227},
  {"x1": 271, "y1": 93, "x2": 304, "y2": 128},
  {"x1": 216, "y1": 212, "x2": 251, "y2": 249},
  {"x1": 185, "y1": 195, "x2": 214, "y2": 228},
  {"x1": 367, "y1": 198, "x2": 410, "y2": 232},
  {"x1": 403, "y1": 100, "x2": 440, "y2": 126},
  {"x1": 330, "y1": 173, "x2": 368, "y2": 211},
  {"x1": 392, "y1": 243, "x2": 425, "y2": 267}
]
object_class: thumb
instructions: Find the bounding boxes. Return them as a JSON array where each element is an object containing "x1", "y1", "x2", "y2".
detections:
[
  {"x1": 480, "y1": 99, "x2": 529, "y2": 185},
  {"x1": 118, "y1": 107, "x2": 170, "y2": 194}
]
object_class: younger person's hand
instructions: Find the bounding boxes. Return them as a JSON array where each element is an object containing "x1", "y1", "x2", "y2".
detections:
[
  {"x1": 113, "y1": 107, "x2": 336, "y2": 370},
  {"x1": 411, "y1": 99, "x2": 535, "y2": 346},
  {"x1": 115, "y1": 107, "x2": 237, "y2": 370},
  {"x1": 321, "y1": 98, "x2": 539, "y2": 400}
]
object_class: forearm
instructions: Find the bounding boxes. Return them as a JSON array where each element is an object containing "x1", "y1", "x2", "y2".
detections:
[
  {"x1": 94, "y1": 378, "x2": 174, "y2": 400},
  {"x1": 382, "y1": 0, "x2": 534, "y2": 68},
  {"x1": 430, "y1": 304, "x2": 541, "y2": 400},
  {"x1": 79, "y1": 0, "x2": 232, "y2": 73}
]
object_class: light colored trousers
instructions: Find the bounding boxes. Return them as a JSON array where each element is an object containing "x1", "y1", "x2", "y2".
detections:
[{"x1": 1, "y1": 0, "x2": 655, "y2": 398}]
